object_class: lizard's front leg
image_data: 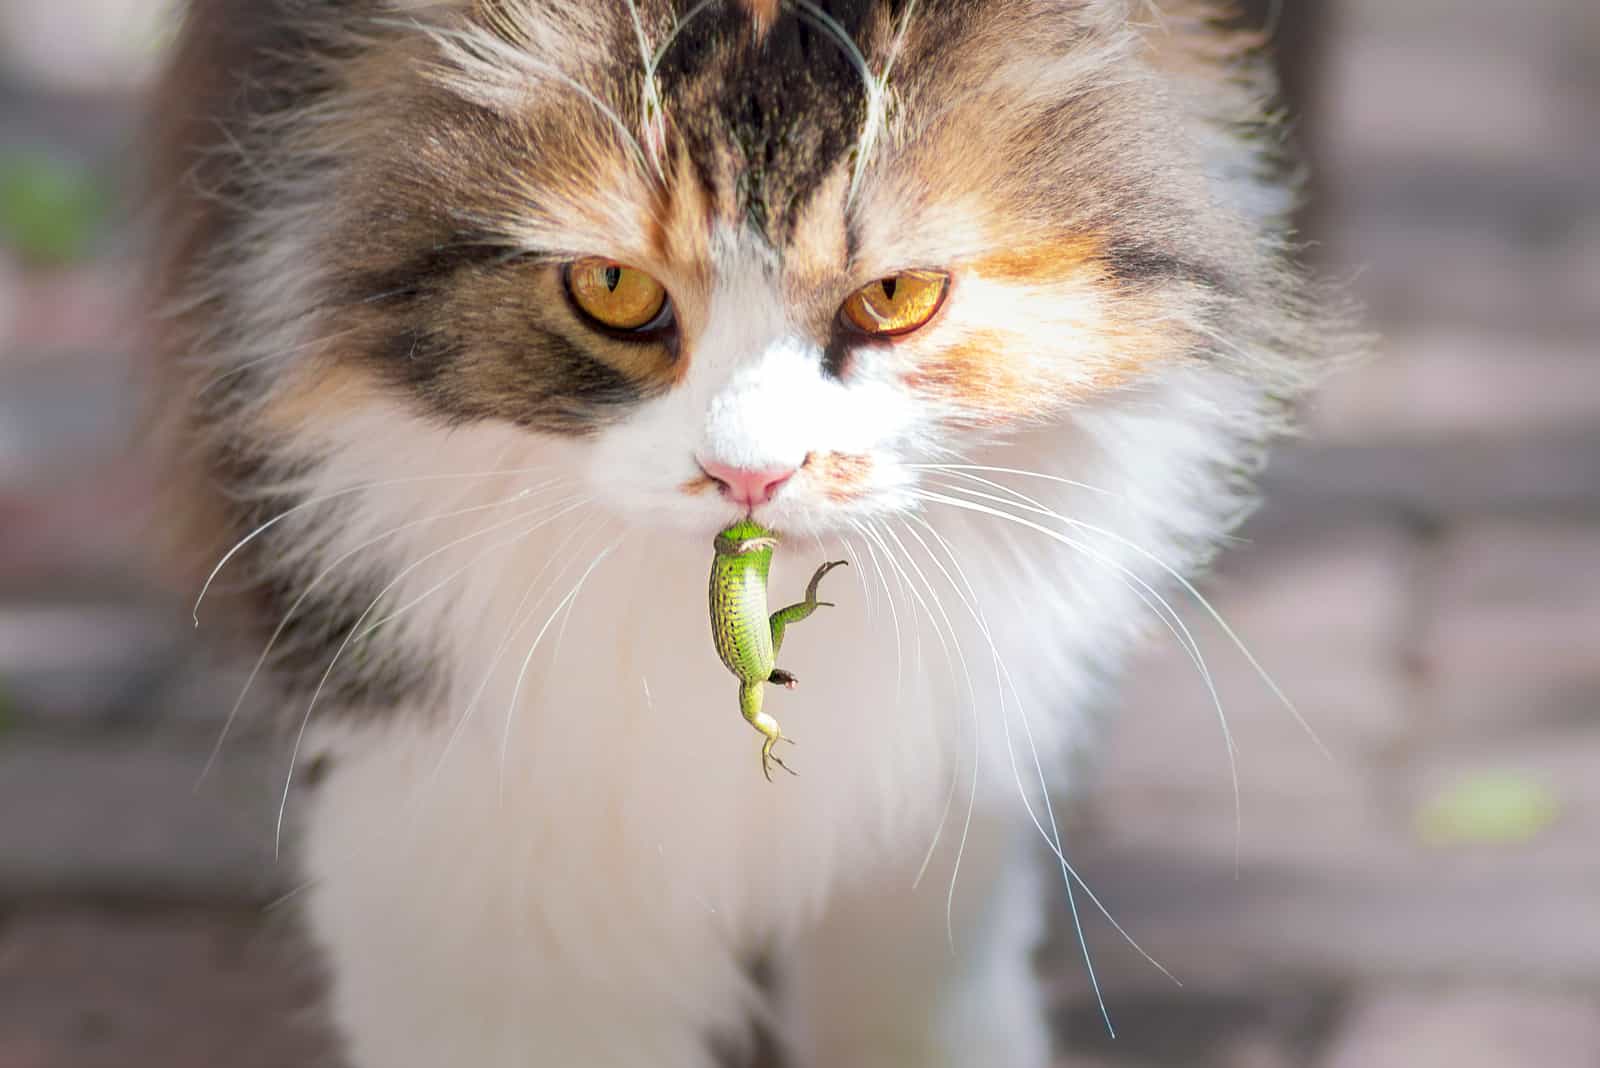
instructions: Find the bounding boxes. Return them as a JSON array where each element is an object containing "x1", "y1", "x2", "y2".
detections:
[{"x1": 768, "y1": 560, "x2": 848, "y2": 656}]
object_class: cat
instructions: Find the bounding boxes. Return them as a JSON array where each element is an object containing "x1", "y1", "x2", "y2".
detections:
[{"x1": 146, "y1": 1, "x2": 1350, "y2": 1064}]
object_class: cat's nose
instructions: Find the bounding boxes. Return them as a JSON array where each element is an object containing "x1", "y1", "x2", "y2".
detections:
[{"x1": 699, "y1": 460, "x2": 797, "y2": 509}]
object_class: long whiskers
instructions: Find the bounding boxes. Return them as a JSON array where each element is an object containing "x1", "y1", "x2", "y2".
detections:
[
  {"x1": 923, "y1": 476, "x2": 1237, "y2": 761},
  {"x1": 270, "y1": 493, "x2": 582, "y2": 855},
  {"x1": 498, "y1": 535, "x2": 623, "y2": 788},
  {"x1": 897, "y1": 513, "x2": 1178, "y2": 1034},
  {"x1": 846, "y1": 517, "x2": 905, "y2": 700},
  {"x1": 199, "y1": 477, "x2": 567, "y2": 787},
  {"x1": 915, "y1": 482, "x2": 1243, "y2": 862},
  {"x1": 907, "y1": 463, "x2": 1121, "y2": 501},
  {"x1": 869, "y1": 519, "x2": 980, "y2": 949},
  {"x1": 620, "y1": 1, "x2": 662, "y2": 142},
  {"x1": 924, "y1": 466, "x2": 1329, "y2": 837},
  {"x1": 861, "y1": 519, "x2": 946, "y2": 695},
  {"x1": 647, "y1": 0, "x2": 720, "y2": 84},
  {"x1": 421, "y1": 511, "x2": 605, "y2": 796},
  {"x1": 352, "y1": 493, "x2": 591, "y2": 643},
  {"x1": 193, "y1": 463, "x2": 557, "y2": 625}
]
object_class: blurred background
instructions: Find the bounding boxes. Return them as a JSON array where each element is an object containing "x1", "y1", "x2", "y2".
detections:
[{"x1": 1, "y1": 1, "x2": 1597, "y2": 1065}]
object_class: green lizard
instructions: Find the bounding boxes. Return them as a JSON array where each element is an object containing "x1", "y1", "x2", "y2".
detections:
[{"x1": 709, "y1": 519, "x2": 847, "y2": 781}]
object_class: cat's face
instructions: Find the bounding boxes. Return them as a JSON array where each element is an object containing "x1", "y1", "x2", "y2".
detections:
[{"x1": 290, "y1": 0, "x2": 1236, "y2": 537}]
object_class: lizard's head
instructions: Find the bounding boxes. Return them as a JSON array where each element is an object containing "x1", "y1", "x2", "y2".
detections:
[{"x1": 714, "y1": 519, "x2": 780, "y2": 558}]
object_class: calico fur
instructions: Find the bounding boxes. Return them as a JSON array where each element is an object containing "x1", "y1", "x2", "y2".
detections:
[{"x1": 146, "y1": 1, "x2": 1352, "y2": 1064}]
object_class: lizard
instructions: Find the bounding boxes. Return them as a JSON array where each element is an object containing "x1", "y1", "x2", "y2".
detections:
[{"x1": 708, "y1": 518, "x2": 847, "y2": 781}]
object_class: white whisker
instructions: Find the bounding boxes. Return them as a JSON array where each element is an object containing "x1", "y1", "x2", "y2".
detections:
[
  {"x1": 860, "y1": 518, "x2": 935, "y2": 690},
  {"x1": 498, "y1": 538, "x2": 622, "y2": 788},
  {"x1": 841, "y1": 531, "x2": 876, "y2": 622},
  {"x1": 271, "y1": 496, "x2": 577, "y2": 856},
  {"x1": 924, "y1": 467, "x2": 1326, "y2": 758},
  {"x1": 424, "y1": 512, "x2": 605, "y2": 793},
  {"x1": 846, "y1": 517, "x2": 904, "y2": 702},
  {"x1": 814, "y1": 530, "x2": 870, "y2": 627},
  {"x1": 906, "y1": 463, "x2": 1119, "y2": 500},
  {"x1": 880, "y1": 0, "x2": 919, "y2": 89},
  {"x1": 923, "y1": 476, "x2": 1230, "y2": 752},
  {"x1": 900, "y1": 512, "x2": 1178, "y2": 1010},
  {"x1": 648, "y1": 0, "x2": 720, "y2": 79},
  {"x1": 875, "y1": 520, "x2": 980, "y2": 948},
  {"x1": 915, "y1": 482, "x2": 1242, "y2": 865},
  {"x1": 545, "y1": 526, "x2": 610, "y2": 681},
  {"x1": 193, "y1": 464, "x2": 557, "y2": 625},
  {"x1": 200, "y1": 479, "x2": 565, "y2": 788},
  {"x1": 353, "y1": 493, "x2": 591, "y2": 642},
  {"x1": 896, "y1": 516, "x2": 1110, "y2": 1015},
  {"x1": 861, "y1": 519, "x2": 974, "y2": 946},
  {"x1": 621, "y1": 0, "x2": 667, "y2": 178}
]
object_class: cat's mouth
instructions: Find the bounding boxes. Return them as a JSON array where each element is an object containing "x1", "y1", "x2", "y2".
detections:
[{"x1": 683, "y1": 451, "x2": 875, "y2": 513}]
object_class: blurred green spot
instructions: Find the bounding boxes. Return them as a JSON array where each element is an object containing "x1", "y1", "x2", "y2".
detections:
[
  {"x1": 0, "y1": 153, "x2": 108, "y2": 266},
  {"x1": 1416, "y1": 772, "x2": 1560, "y2": 847}
]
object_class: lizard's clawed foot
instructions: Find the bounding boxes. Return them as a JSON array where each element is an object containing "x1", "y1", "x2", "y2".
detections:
[
  {"x1": 760, "y1": 734, "x2": 799, "y2": 781},
  {"x1": 804, "y1": 560, "x2": 849, "y2": 604},
  {"x1": 769, "y1": 668, "x2": 799, "y2": 689}
]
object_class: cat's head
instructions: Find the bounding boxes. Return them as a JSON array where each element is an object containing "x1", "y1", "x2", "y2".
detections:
[{"x1": 201, "y1": 0, "x2": 1311, "y2": 539}]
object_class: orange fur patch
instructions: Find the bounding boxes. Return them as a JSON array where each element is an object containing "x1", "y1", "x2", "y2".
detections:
[
  {"x1": 258, "y1": 360, "x2": 385, "y2": 439},
  {"x1": 969, "y1": 237, "x2": 1107, "y2": 287},
  {"x1": 903, "y1": 329, "x2": 1047, "y2": 424},
  {"x1": 738, "y1": 0, "x2": 781, "y2": 37},
  {"x1": 895, "y1": 235, "x2": 1194, "y2": 426},
  {"x1": 643, "y1": 152, "x2": 717, "y2": 384},
  {"x1": 680, "y1": 473, "x2": 718, "y2": 497},
  {"x1": 806, "y1": 452, "x2": 873, "y2": 503},
  {"x1": 904, "y1": 300, "x2": 1185, "y2": 426}
]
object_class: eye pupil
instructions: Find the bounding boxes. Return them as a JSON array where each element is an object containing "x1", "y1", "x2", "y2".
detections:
[
  {"x1": 840, "y1": 270, "x2": 949, "y2": 339},
  {"x1": 566, "y1": 258, "x2": 671, "y2": 333}
]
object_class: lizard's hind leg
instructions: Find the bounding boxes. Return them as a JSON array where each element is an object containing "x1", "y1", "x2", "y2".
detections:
[{"x1": 740, "y1": 681, "x2": 797, "y2": 781}]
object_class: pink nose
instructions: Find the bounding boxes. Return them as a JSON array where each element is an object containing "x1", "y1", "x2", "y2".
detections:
[{"x1": 700, "y1": 460, "x2": 797, "y2": 508}]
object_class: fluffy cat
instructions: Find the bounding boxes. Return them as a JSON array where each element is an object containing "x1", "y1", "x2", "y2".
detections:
[{"x1": 146, "y1": 1, "x2": 1348, "y2": 1064}]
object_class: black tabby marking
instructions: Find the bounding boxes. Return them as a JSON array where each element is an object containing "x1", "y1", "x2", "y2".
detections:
[{"x1": 656, "y1": 1, "x2": 878, "y2": 246}]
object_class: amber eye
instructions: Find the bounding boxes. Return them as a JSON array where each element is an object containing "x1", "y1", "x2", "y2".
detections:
[
  {"x1": 840, "y1": 269, "x2": 949, "y2": 338},
  {"x1": 565, "y1": 258, "x2": 671, "y2": 333}
]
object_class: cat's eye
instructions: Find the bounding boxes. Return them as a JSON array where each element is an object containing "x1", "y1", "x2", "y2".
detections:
[
  {"x1": 840, "y1": 270, "x2": 949, "y2": 338},
  {"x1": 565, "y1": 258, "x2": 672, "y2": 334}
]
